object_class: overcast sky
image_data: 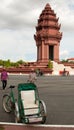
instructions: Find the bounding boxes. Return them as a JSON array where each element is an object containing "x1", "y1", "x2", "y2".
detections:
[{"x1": 0, "y1": 0, "x2": 74, "y2": 62}]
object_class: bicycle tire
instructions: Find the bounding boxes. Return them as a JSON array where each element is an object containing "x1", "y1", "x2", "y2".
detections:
[
  {"x1": 2, "y1": 94, "x2": 12, "y2": 113},
  {"x1": 39, "y1": 100, "x2": 47, "y2": 124},
  {"x1": 14, "y1": 101, "x2": 20, "y2": 123}
]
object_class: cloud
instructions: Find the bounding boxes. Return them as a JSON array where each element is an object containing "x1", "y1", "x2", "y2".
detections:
[
  {"x1": 0, "y1": 0, "x2": 74, "y2": 31},
  {"x1": 60, "y1": 50, "x2": 74, "y2": 60},
  {"x1": 51, "y1": 0, "x2": 74, "y2": 31},
  {"x1": 0, "y1": 29, "x2": 37, "y2": 61},
  {"x1": 60, "y1": 50, "x2": 69, "y2": 60}
]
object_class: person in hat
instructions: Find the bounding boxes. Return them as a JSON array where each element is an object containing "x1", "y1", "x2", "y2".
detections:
[{"x1": 28, "y1": 69, "x2": 37, "y2": 83}]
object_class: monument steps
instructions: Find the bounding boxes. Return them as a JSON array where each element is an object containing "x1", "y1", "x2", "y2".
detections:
[{"x1": 52, "y1": 61, "x2": 74, "y2": 75}]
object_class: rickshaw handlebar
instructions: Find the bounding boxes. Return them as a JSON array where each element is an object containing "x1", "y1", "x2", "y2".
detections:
[{"x1": 9, "y1": 85, "x2": 15, "y2": 89}]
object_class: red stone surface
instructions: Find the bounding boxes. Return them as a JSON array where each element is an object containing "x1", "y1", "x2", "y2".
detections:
[
  {"x1": 34, "y1": 3, "x2": 62, "y2": 63},
  {"x1": 1, "y1": 124, "x2": 74, "y2": 130},
  {"x1": 0, "y1": 66, "x2": 53, "y2": 74}
]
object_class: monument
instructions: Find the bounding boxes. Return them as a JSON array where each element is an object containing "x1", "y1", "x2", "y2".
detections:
[{"x1": 34, "y1": 3, "x2": 62, "y2": 63}]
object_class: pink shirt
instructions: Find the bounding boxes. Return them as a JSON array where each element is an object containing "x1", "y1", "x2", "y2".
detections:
[{"x1": 1, "y1": 71, "x2": 8, "y2": 80}]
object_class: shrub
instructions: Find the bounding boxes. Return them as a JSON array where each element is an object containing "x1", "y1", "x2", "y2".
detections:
[{"x1": 48, "y1": 60, "x2": 53, "y2": 69}]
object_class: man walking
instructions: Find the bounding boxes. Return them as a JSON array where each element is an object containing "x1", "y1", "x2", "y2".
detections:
[{"x1": 28, "y1": 69, "x2": 37, "y2": 83}]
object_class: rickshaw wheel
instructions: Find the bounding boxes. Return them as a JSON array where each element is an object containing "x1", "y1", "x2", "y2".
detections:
[
  {"x1": 2, "y1": 94, "x2": 12, "y2": 113},
  {"x1": 15, "y1": 101, "x2": 20, "y2": 123},
  {"x1": 39, "y1": 100, "x2": 47, "y2": 124}
]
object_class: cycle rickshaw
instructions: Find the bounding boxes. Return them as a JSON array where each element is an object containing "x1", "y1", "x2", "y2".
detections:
[{"x1": 2, "y1": 83, "x2": 47, "y2": 124}]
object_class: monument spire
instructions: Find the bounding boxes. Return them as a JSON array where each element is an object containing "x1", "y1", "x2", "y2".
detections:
[{"x1": 34, "y1": 3, "x2": 62, "y2": 62}]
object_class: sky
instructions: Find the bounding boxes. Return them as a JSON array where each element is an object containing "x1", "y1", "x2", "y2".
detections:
[{"x1": 0, "y1": 0, "x2": 74, "y2": 62}]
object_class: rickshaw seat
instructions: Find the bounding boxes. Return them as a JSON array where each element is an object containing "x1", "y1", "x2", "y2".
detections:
[{"x1": 21, "y1": 90, "x2": 39, "y2": 115}]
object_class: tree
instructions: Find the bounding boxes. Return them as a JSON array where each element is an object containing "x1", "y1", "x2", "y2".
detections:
[{"x1": 47, "y1": 60, "x2": 53, "y2": 69}]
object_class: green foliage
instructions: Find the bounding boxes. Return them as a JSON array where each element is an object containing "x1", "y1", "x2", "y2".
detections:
[
  {"x1": 0, "y1": 59, "x2": 25, "y2": 68},
  {"x1": 47, "y1": 60, "x2": 53, "y2": 69},
  {"x1": 0, "y1": 60, "x2": 3, "y2": 66},
  {"x1": 61, "y1": 59, "x2": 68, "y2": 63},
  {"x1": 61, "y1": 59, "x2": 74, "y2": 63},
  {"x1": 10, "y1": 62, "x2": 19, "y2": 67},
  {"x1": 17, "y1": 60, "x2": 24, "y2": 64}
]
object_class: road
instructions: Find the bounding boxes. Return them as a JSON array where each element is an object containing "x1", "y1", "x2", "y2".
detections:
[{"x1": 0, "y1": 75, "x2": 74, "y2": 125}]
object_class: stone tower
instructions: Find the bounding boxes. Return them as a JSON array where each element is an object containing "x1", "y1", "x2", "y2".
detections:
[{"x1": 34, "y1": 3, "x2": 62, "y2": 63}]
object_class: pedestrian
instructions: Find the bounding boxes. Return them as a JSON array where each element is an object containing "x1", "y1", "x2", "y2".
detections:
[
  {"x1": 63, "y1": 68, "x2": 66, "y2": 76},
  {"x1": 28, "y1": 69, "x2": 37, "y2": 83},
  {"x1": 1, "y1": 68, "x2": 8, "y2": 90}
]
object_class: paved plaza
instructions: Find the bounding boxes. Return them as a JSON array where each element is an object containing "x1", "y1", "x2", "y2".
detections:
[{"x1": 0, "y1": 75, "x2": 74, "y2": 125}]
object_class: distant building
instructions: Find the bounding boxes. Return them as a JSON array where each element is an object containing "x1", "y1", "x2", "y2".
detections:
[{"x1": 67, "y1": 58, "x2": 74, "y2": 62}]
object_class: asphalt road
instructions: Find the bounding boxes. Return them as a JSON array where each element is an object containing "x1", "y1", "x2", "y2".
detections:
[{"x1": 0, "y1": 75, "x2": 74, "y2": 125}]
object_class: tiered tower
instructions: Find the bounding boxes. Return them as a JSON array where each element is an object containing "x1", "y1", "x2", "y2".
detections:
[{"x1": 34, "y1": 3, "x2": 62, "y2": 63}]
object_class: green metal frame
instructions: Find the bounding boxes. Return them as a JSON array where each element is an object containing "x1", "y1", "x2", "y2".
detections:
[
  {"x1": 17, "y1": 83, "x2": 41, "y2": 123},
  {"x1": 3, "y1": 83, "x2": 46, "y2": 124}
]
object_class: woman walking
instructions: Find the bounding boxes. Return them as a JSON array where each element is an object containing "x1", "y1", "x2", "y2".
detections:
[{"x1": 1, "y1": 68, "x2": 8, "y2": 90}]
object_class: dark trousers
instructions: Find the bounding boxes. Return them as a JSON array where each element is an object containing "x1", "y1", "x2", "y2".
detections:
[{"x1": 2, "y1": 80, "x2": 7, "y2": 89}]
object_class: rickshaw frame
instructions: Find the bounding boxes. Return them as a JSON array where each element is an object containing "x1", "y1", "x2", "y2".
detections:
[{"x1": 2, "y1": 83, "x2": 47, "y2": 124}]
